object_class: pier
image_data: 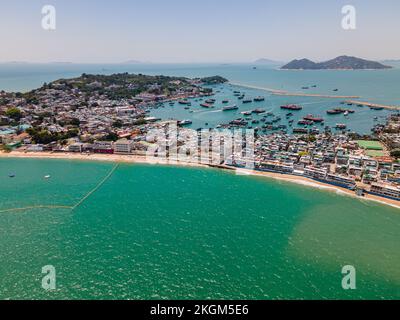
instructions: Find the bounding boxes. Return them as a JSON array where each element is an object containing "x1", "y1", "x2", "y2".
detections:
[
  {"x1": 344, "y1": 100, "x2": 400, "y2": 111},
  {"x1": 230, "y1": 82, "x2": 360, "y2": 99}
]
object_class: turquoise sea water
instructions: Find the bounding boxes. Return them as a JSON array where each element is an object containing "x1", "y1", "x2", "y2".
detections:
[
  {"x1": 0, "y1": 158, "x2": 399, "y2": 300},
  {"x1": 1, "y1": 63, "x2": 400, "y2": 134},
  {"x1": 1, "y1": 64, "x2": 400, "y2": 299}
]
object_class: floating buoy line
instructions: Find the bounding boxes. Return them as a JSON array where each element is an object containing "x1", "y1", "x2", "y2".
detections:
[{"x1": 0, "y1": 164, "x2": 119, "y2": 214}]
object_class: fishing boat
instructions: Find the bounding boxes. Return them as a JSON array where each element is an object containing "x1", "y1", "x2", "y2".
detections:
[
  {"x1": 254, "y1": 96, "x2": 265, "y2": 102},
  {"x1": 293, "y1": 128, "x2": 308, "y2": 134},
  {"x1": 178, "y1": 120, "x2": 193, "y2": 126},
  {"x1": 241, "y1": 111, "x2": 252, "y2": 116},
  {"x1": 327, "y1": 109, "x2": 343, "y2": 115},
  {"x1": 222, "y1": 105, "x2": 239, "y2": 111},
  {"x1": 303, "y1": 114, "x2": 324, "y2": 123},
  {"x1": 280, "y1": 104, "x2": 302, "y2": 111},
  {"x1": 335, "y1": 123, "x2": 347, "y2": 129},
  {"x1": 252, "y1": 108, "x2": 266, "y2": 114}
]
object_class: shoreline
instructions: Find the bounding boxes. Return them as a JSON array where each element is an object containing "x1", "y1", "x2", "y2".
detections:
[{"x1": 1, "y1": 151, "x2": 400, "y2": 210}]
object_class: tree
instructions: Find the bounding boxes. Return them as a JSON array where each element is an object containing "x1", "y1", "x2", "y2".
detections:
[
  {"x1": 390, "y1": 149, "x2": 400, "y2": 159},
  {"x1": 6, "y1": 107, "x2": 22, "y2": 121}
]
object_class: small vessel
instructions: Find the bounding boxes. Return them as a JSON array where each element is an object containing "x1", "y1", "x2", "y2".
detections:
[
  {"x1": 178, "y1": 100, "x2": 190, "y2": 105},
  {"x1": 252, "y1": 108, "x2": 266, "y2": 114},
  {"x1": 327, "y1": 109, "x2": 343, "y2": 115},
  {"x1": 302, "y1": 86, "x2": 309, "y2": 90},
  {"x1": 44, "y1": 175, "x2": 51, "y2": 179},
  {"x1": 280, "y1": 104, "x2": 302, "y2": 111},
  {"x1": 303, "y1": 114, "x2": 324, "y2": 123},
  {"x1": 241, "y1": 111, "x2": 252, "y2": 116},
  {"x1": 335, "y1": 123, "x2": 347, "y2": 129},
  {"x1": 205, "y1": 99, "x2": 216, "y2": 104},
  {"x1": 222, "y1": 100, "x2": 229, "y2": 104},
  {"x1": 178, "y1": 120, "x2": 193, "y2": 126},
  {"x1": 370, "y1": 106, "x2": 384, "y2": 111},
  {"x1": 222, "y1": 105, "x2": 239, "y2": 111},
  {"x1": 242, "y1": 99, "x2": 253, "y2": 104},
  {"x1": 200, "y1": 103, "x2": 214, "y2": 108},
  {"x1": 344, "y1": 111, "x2": 349, "y2": 116},
  {"x1": 8, "y1": 173, "x2": 15, "y2": 178},
  {"x1": 333, "y1": 89, "x2": 339, "y2": 92},
  {"x1": 253, "y1": 96, "x2": 265, "y2": 102}
]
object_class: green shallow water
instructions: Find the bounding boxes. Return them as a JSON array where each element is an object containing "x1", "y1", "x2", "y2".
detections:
[{"x1": 0, "y1": 158, "x2": 399, "y2": 299}]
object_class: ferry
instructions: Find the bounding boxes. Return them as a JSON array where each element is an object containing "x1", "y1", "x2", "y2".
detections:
[
  {"x1": 303, "y1": 114, "x2": 324, "y2": 122},
  {"x1": 280, "y1": 104, "x2": 302, "y2": 111},
  {"x1": 222, "y1": 105, "x2": 239, "y2": 111}
]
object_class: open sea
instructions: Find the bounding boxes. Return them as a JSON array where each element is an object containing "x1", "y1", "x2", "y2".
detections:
[{"x1": 0, "y1": 63, "x2": 400, "y2": 299}]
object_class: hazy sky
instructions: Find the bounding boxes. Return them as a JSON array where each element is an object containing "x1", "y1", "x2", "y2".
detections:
[{"x1": 0, "y1": 0, "x2": 399, "y2": 63}]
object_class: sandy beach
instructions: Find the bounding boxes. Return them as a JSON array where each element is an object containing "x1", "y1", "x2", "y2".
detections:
[{"x1": 2, "y1": 150, "x2": 400, "y2": 210}]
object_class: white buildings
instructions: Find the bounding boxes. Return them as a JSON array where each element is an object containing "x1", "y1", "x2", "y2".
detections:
[{"x1": 114, "y1": 139, "x2": 134, "y2": 154}]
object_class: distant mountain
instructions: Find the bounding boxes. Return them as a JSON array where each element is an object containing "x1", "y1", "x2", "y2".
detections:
[
  {"x1": 122, "y1": 60, "x2": 144, "y2": 64},
  {"x1": 254, "y1": 58, "x2": 283, "y2": 65},
  {"x1": 281, "y1": 56, "x2": 392, "y2": 70}
]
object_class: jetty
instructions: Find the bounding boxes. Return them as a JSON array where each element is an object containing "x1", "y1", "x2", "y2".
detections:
[
  {"x1": 229, "y1": 82, "x2": 360, "y2": 99},
  {"x1": 344, "y1": 100, "x2": 400, "y2": 111}
]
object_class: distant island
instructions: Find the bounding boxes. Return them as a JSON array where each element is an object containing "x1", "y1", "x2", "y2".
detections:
[
  {"x1": 281, "y1": 56, "x2": 392, "y2": 70},
  {"x1": 254, "y1": 58, "x2": 283, "y2": 65}
]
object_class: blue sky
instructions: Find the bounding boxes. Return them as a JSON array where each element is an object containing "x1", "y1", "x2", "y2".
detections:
[{"x1": 0, "y1": 0, "x2": 399, "y2": 63}]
